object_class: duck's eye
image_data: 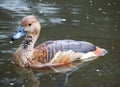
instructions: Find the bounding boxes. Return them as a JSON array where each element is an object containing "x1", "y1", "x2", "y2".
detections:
[{"x1": 29, "y1": 23, "x2": 32, "y2": 26}]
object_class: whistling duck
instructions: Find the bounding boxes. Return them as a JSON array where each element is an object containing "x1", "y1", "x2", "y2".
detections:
[{"x1": 11, "y1": 15, "x2": 107, "y2": 67}]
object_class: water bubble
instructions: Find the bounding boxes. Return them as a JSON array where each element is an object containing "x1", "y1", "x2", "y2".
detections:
[
  {"x1": 98, "y1": 8, "x2": 102, "y2": 11},
  {"x1": 91, "y1": 22, "x2": 94, "y2": 25},
  {"x1": 111, "y1": 46, "x2": 114, "y2": 49},
  {"x1": 62, "y1": 18, "x2": 66, "y2": 21},
  {"x1": 102, "y1": 12, "x2": 107, "y2": 14},
  {"x1": 90, "y1": 0, "x2": 93, "y2": 3},
  {"x1": 10, "y1": 41, "x2": 13, "y2": 44},
  {"x1": 10, "y1": 83, "x2": 14, "y2": 86},
  {"x1": 39, "y1": 10, "x2": 43, "y2": 13},
  {"x1": 90, "y1": 0, "x2": 93, "y2": 6},
  {"x1": 117, "y1": 11, "x2": 120, "y2": 14},
  {"x1": 96, "y1": 69, "x2": 100, "y2": 72},
  {"x1": 22, "y1": 85, "x2": 25, "y2": 87},
  {"x1": 108, "y1": 3, "x2": 111, "y2": 6},
  {"x1": 86, "y1": 16, "x2": 89, "y2": 19}
]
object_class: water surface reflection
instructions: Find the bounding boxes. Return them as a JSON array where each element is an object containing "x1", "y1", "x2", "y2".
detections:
[
  {"x1": 13, "y1": 61, "x2": 87, "y2": 87},
  {"x1": 0, "y1": 0, "x2": 120, "y2": 87}
]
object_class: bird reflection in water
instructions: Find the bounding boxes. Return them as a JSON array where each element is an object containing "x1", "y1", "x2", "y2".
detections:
[{"x1": 13, "y1": 59, "x2": 89, "y2": 87}]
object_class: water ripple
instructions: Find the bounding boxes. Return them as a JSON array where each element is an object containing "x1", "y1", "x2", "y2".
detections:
[{"x1": 0, "y1": 0, "x2": 30, "y2": 12}]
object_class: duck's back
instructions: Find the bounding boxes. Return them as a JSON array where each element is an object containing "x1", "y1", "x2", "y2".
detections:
[{"x1": 33, "y1": 40, "x2": 96, "y2": 63}]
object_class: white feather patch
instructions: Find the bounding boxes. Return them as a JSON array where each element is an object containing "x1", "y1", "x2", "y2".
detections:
[
  {"x1": 80, "y1": 52, "x2": 98, "y2": 62},
  {"x1": 49, "y1": 50, "x2": 83, "y2": 64},
  {"x1": 81, "y1": 52, "x2": 96, "y2": 59}
]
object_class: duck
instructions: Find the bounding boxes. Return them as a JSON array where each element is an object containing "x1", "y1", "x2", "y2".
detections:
[{"x1": 11, "y1": 15, "x2": 108, "y2": 68}]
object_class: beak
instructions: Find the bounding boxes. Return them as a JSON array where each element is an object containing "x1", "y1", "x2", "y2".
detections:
[{"x1": 11, "y1": 27, "x2": 26, "y2": 41}]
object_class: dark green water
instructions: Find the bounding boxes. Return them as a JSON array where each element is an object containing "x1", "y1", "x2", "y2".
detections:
[{"x1": 0, "y1": 0, "x2": 120, "y2": 87}]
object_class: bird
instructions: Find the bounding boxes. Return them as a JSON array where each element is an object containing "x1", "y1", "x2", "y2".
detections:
[{"x1": 11, "y1": 15, "x2": 108, "y2": 68}]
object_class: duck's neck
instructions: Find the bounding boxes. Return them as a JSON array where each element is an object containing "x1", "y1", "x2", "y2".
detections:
[
  {"x1": 14, "y1": 33, "x2": 40, "y2": 67},
  {"x1": 21, "y1": 33, "x2": 39, "y2": 50}
]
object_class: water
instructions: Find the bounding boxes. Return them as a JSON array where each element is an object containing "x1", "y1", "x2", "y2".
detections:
[{"x1": 0, "y1": 0, "x2": 120, "y2": 87}]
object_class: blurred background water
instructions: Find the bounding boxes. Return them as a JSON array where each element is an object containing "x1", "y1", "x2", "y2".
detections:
[{"x1": 0, "y1": 0, "x2": 120, "y2": 87}]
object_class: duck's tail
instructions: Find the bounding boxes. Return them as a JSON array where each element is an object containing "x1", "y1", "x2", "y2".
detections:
[
  {"x1": 93, "y1": 47, "x2": 108, "y2": 56},
  {"x1": 79, "y1": 47, "x2": 108, "y2": 62}
]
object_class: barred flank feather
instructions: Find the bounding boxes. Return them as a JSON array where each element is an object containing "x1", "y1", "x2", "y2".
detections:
[{"x1": 33, "y1": 40, "x2": 96, "y2": 63}]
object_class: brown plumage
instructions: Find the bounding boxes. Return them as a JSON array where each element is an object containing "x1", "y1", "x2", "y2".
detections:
[{"x1": 11, "y1": 15, "x2": 108, "y2": 67}]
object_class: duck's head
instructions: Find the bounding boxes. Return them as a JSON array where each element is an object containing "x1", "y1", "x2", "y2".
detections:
[{"x1": 11, "y1": 15, "x2": 41, "y2": 41}]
